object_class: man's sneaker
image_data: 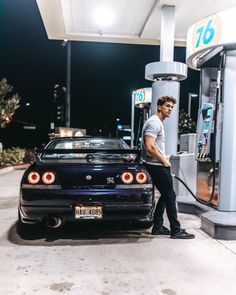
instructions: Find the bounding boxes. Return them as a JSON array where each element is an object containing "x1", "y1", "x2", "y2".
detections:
[
  {"x1": 151, "y1": 225, "x2": 170, "y2": 235},
  {"x1": 170, "y1": 229, "x2": 195, "y2": 239}
]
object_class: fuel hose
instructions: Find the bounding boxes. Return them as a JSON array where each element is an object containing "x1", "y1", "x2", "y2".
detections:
[{"x1": 171, "y1": 173, "x2": 216, "y2": 209}]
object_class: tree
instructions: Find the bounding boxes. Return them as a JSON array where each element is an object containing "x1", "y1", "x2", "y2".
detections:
[
  {"x1": 0, "y1": 78, "x2": 20, "y2": 128},
  {"x1": 178, "y1": 109, "x2": 196, "y2": 134}
]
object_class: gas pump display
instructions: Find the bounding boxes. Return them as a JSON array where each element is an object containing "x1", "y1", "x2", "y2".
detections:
[{"x1": 196, "y1": 103, "x2": 214, "y2": 160}]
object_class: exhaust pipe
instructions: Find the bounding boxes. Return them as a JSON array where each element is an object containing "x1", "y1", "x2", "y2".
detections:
[{"x1": 46, "y1": 217, "x2": 63, "y2": 229}]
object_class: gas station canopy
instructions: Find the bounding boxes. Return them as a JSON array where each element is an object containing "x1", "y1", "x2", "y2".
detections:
[{"x1": 36, "y1": 0, "x2": 236, "y2": 46}]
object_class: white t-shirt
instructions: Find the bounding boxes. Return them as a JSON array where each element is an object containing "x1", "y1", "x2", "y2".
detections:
[{"x1": 141, "y1": 114, "x2": 166, "y2": 165}]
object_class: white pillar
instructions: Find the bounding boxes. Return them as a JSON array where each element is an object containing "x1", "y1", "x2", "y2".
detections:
[
  {"x1": 218, "y1": 50, "x2": 236, "y2": 211},
  {"x1": 160, "y1": 5, "x2": 175, "y2": 62},
  {"x1": 145, "y1": 5, "x2": 187, "y2": 155},
  {"x1": 145, "y1": 61, "x2": 187, "y2": 154}
]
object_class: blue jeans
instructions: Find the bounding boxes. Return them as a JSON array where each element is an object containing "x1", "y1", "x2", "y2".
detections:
[{"x1": 144, "y1": 164, "x2": 181, "y2": 234}]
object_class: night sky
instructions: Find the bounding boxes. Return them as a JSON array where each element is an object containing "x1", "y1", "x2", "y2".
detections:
[{"x1": 0, "y1": 0, "x2": 200, "y2": 148}]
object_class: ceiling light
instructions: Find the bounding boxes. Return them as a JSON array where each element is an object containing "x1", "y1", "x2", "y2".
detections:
[{"x1": 93, "y1": 7, "x2": 114, "y2": 27}]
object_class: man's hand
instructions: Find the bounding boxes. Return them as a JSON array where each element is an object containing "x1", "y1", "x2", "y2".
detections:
[{"x1": 161, "y1": 156, "x2": 171, "y2": 167}]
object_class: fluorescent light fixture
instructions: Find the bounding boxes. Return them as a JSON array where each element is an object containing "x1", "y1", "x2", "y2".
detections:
[
  {"x1": 93, "y1": 7, "x2": 114, "y2": 27},
  {"x1": 123, "y1": 136, "x2": 131, "y2": 140}
]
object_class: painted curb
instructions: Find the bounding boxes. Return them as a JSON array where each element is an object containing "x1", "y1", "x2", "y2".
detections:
[
  {"x1": 0, "y1": 166, "x2": 14, "y2": 176},
  {"x1": 0, "y1": 164, "x2": 29, "y2": 176}
]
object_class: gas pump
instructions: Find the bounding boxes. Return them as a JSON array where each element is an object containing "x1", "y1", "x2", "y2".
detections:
[
  {"x1": 130, "y1": 88, "x2": 151, "y2": 148},
  {"x1": 196, "y1": 67, "x2": 223, "y2": 162},
  {"x1": 184, "y1": 7, "x2": 236, "y2": 239},
  {"x1": 195, "y1": 66, "x2": 223, "y2": 206}
]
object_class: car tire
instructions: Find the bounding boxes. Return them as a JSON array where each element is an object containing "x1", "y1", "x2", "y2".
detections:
[
  {"x1": 132, "y1": 221, "x2": 153, "y2": 229},
  {"x1": 17, "y1": 210, "x2": 39, "y2": 239}
]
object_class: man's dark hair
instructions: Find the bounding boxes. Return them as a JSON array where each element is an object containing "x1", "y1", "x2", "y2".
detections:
[{"x1": 157, "y1": 96, "x2": 177, "y2": 106}]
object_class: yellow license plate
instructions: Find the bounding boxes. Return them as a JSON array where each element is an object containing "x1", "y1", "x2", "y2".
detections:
[{"x1": 75, "y1": 205, "x2": 103, "y2": 219}]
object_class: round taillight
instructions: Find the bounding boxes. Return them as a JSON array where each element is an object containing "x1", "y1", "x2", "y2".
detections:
[
  {"x1": 121, "y1": 172, "x2": 134, "y2": 184},
  {"x1": 27, "y1": 172, "x2": 40, "y2": 184},
  {"x1": 42, "y1": 171, "x2": 55, "y2": 184},
  {"x1": 136, "y1": 172, "x2": 148, "y2": 184}
]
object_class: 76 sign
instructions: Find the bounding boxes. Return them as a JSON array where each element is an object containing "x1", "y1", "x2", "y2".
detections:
[{"x1": 193, "y1": 15, "x2": 221, "y2": 50}]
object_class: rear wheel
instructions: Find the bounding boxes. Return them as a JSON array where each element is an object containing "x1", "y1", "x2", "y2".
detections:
[
  {"x1": 17, "y1": 210, "x2": 40, "y2": 239},
  {"x1": 131, "y1": 221, "x2": 153, "y2": 229}
]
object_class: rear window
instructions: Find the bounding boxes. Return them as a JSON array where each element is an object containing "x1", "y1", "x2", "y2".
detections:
[
  {"x1": 47, "y1": 138, "x2": 129, "y2": 150},
  {"x1": 39, "y1": 138, "x2": 136, "y2": 163}
]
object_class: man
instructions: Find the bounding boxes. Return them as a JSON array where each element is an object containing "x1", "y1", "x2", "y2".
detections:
[{"x1": 141, "y1": 96, "x2": 195, "y2": 239}]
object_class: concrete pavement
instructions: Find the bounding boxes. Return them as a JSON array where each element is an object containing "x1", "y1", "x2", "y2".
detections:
[{"x1": 0, "y1": 170, "x2": 236, "y2": 295}]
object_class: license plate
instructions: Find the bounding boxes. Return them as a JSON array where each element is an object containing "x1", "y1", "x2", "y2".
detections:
[{"x1": 75, "y1": 205, "x2": 103, "y2": 219}]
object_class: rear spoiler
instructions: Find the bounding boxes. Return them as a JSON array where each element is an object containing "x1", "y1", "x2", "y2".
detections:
[
  {"x1": 35, "y1": 148, "x2": 141, "y2": 163},
  {"x1": 35, "y1": 148, "x2": 140, "y2": 154}
]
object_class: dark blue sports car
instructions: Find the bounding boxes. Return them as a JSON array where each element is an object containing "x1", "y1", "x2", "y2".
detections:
[{"x1": 18, "y1": 137, "x2": 155, "y2": 233}]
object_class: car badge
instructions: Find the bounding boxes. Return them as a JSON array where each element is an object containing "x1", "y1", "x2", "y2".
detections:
[
  {"x1": 86, "y1": 175, "x2": 92, "y2": 180},
  {"x1": 107, "y1": 177, "x2": 114, "y2": 184}
]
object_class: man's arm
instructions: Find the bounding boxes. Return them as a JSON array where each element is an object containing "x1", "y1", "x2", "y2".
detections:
[{"x1": 144, "y1": 135, "x2": 170, "y2": 167}]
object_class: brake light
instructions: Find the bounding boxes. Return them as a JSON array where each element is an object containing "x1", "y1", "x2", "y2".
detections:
[
  {"x1": 42, "y1": 171, "x2": 56, "y2": 184},
  {"x1": 27, "y1": 172, "x2": 40, "y2": 184},
  {"x1": 136, "y1": 172, "x2": 148, "y2": 184},
  {"x1": 121, "y1": 172, "x2": 134, "y2": 184}
]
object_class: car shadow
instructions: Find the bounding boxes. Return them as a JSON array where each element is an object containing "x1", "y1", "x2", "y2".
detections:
[{"x1": 8, "y1": 221, "x2": 155, "y2": 246}]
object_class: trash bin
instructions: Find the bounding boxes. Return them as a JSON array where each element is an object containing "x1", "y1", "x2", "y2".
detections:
[{"x1": 170, "y1": 153, "x2": 197, "y2": 197}]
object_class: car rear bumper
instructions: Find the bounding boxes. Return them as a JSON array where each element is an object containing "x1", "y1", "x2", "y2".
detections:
[
  {"x1": 19, "y1": 187, "x2": 155, "y2": 224},
  {"x1": 19, "y1": 203, "x2": 154, "y2": 224}
]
